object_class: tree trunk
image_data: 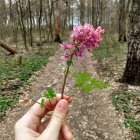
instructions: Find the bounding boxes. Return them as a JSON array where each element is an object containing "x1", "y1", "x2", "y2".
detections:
[
  {"x1": 28, "y1": 0, "x2": 33, "y2": 47},
  {"x1": 39, "y1": 0, "x2": 43, "y2": 46},
  {"x1": 99, "y1": 0, "x2": 103, "y2": 25},
  {"x1": 0, "y1": 40, "x2": 17, "y2": 55},
  {"x1": 91, "y1": 0, "x2": 95, "y2": 26},
  {"x1": 62, "y1": 0, "x2": 68, "y2": 37},
  {"x1": 47, "y1": 0, "x2": 53, "y2": 41},
  {"x1": 80, "y1": 0, "x2": 85, "y2": 24},
  {"x1": 54, "y1": 0, "x2": 61, "y2": 43},
  {"x1": 118, "y1": 0, "x2": 127, "y2": 42},
  {"x1": 123, "y1": 0, "x2": 140, "y2": 85},
  {"x1": 86, "y1": 0, "x2": 91, "y2": 23},
  {"x1": 16, "y1": 0, "x2": 28, "y2": 51}
]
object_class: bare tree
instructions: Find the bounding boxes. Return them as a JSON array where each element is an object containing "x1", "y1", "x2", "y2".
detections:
[
  {"x1": 54, "y1": 0, "x2": 61, "y2": 43},
  {"x1": 46, "y1": 0, "x2": 54, "y2": 41},
  {"x1": 118, "y1": 0, "x2": 127, "y2": 42},
  {"x1": 28, "y1": 0, "x2": 33, "y2": 47},
  {"x1": 91, "y1": 0, "x2": 95, "y2": 26},
  {"x1": 62, "y1": 0, "x2": 68, "y2": 36},
  {"x1": 123, "y1": 0, "x2": 140, "y2": 85},
  {"x1": 80, "y1": 0, "x2": 85, "y2": 24},
  {"x1": 16, "y1": 0, "x2": 28, "y2": 51},
  {"x1": 38, "y1": 0, "x2": 43, "y2": 45}
]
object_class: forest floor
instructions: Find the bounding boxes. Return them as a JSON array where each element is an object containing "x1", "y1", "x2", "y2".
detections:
[{"x1": 0, "y1": 43, "x2": 139, "y2": 140}]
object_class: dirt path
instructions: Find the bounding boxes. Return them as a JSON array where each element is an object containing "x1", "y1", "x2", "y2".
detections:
[{"x1": 0, "y1": 48, "x2": 129, "y2": 140}]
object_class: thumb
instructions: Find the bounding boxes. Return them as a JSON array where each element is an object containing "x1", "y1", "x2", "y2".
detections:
[{"x1": 40, "y1": 99, "x2": 68, "y2": 139}]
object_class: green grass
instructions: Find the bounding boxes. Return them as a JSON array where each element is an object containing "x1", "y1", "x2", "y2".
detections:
[
  {"x1": 18, "y1": 49, "x2": 54, "y2": 82},
  {"x1": 112, "y1": 91, "x2": 140, "y2": 139},
  {"x1": 0, "y1": 94, "x2": 19, "y2": 118},
  {"x1": 0, "y1": 45, "x2": 57, "y2": 118},
  {"x1": 112, "y1": 91, "x2": 134, "y2": 112}
]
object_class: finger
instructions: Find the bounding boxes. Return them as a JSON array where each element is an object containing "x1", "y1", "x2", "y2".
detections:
[
  {"x1": 61, "y1": 122, "x2": 73, "y2": 140},
  {"x1": 59, "y1": 131, "x2": 65, "y2": 140},
  {"x1": 45, "y1": 94, "x2": 72, "y2": 111},
  {"x1": 40, "y1": 99, "x2": 68, "y2": 139},
  {"x1": 27, "y1": 94, "x2": 72, "y2": 119},
  {"x1": 41, "y1": 109, "x2": 70, "y2": 129},
  {"x1": 19, "y1": 95, "x2": 71, "y2": 131}
]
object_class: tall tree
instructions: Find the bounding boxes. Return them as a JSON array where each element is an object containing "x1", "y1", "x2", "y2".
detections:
[
  {"x1": 28, "y1": 0, "x2": 33, "y2": 47},
  {"x1": 62, "y1": 0, "x2": 68, "y2": 36},
  {"x1": 118, "y1": 0, "x2": 127, "y2": 42},
  {"x1": 123, "y1": 0, "x2": 140, "y2": 85},
  {"x1": 99, "y1": 0, "x2": 103, "y2": 25},
  {"x1": 38, "y1": 0, "x2": 43, "y2": 45},
  {"x1": 54, "y1": 0, "x2": 61, "y2": 43},
  {"x1": 80, "y1": 0, "x2": 85, "y2": 24},
  {"x1": 16, "y1": 0, "x2": 28, "y2": 51},
  {"x1": 91, "y1": 0, "x2": 95, "y2": 26},
  {"x1": 46, "y1": 0, "x2": 54, "y2": 41}
]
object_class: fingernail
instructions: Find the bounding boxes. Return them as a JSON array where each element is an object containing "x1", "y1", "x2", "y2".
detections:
[{"x1": 56, "y1": 99, "x2": 68, "y2": 112}]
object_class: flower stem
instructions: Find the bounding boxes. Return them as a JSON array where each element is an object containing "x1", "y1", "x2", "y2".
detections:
[
  {"x1": 61, "y1": 65, "x2": 71, "y2": 99},
  {"x1": 61, "y1": 51, "x2": 76, "y2": 99}
]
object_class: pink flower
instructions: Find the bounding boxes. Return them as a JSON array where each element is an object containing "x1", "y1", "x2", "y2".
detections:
[
  {"x1": 75, "y1": 50, "x2": 84, "y2": 60},
  {"x1": 96, "y1": 26, "x2": 105, "y2": 34},
  {"x1": 61, "y1": 52, "x2": 72, "y2": 60},
  {"x1": 71, "y1": 23, "x2": 104, "y2": 48},
  {"x1": 61, "y1": 23, "x2": 104, "y2": 61},
  {"x1": 60, "y1": 42, "x2": 74, "y2": 49}
]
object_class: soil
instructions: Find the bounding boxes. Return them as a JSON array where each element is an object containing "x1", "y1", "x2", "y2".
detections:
[{"x1": 0, "y1": 48, "x2": 130, "y2": 140}]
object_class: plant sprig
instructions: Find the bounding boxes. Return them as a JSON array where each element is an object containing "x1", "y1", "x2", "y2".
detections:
[
  {"x1": 40, "y1": 23, "x2": 108, "y2": 108},
  {"x1": 40, "y1": 87, "x2": 56, "y2": 108}
]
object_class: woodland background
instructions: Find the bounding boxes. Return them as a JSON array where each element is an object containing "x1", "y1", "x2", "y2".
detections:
[{"x1": 0, "y1": 0, "x2": 140, "y2": 139}]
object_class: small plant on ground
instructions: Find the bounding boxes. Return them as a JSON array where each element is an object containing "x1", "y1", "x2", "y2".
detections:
[
  {"x1": 0, "y1": 47, "x2": 56, "y2": 118},
  {"x1": 112, "y1": 91, "x2": 140, "y2": 139}
]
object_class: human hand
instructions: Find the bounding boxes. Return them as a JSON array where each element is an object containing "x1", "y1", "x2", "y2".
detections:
[{"x1": 15, "y1": 95, "x2": 73, "y2": 140}]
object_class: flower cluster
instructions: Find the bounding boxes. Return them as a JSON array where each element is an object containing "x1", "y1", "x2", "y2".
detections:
[{"x1": 60, "y1": 23, "x2": 105, "y2": 60}]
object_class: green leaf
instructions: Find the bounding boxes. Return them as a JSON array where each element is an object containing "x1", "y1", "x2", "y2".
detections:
[
  {"x1": 43, "y1": 87, "x2": 56, "y2": 99},
  {"x1": 67, "y1": 59, "x2": 73, "y2": 66},
  {"x1": 73, "y1": 72, "x2": 110, "y2": 93},
  {"x1": 90, "y1": 78, "x2": 110, "y2": 89},
  {"x1": 40, "y1": 98, "x2": 45, "y2": 108},
  {"x1": 73, "y1": 72, "x2": 91, "y2": 88},
  {"x1": 82, "y1": 84, "x2": 93, "y2": 92},
  {"x1": 48, "y1": 88, "x2": 56, "y2": 98}
]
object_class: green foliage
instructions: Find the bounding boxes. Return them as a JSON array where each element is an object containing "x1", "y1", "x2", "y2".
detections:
[
  {"x1": 40, "y1": 98, "x2": 45, "y2": 108},
  {"x1": 43, "y1": 88, "x2": 56, "y2": 99},
  {"x1": 66, "y1": 59, "x2": 73, "y2": 66},
  {"x1": 0, "y1": 48, "x2": 55, "y2": 89},
  {"x1": 112, "y1": 91, "x2": 140, "y2": 139},
  {"x1": 18, "y1": 50, "x2": 54, "y2": 82},
  {"x1": 124, "y1": 119, "x2": 140, "y2": 139},
  {"x1": 0, "y1": 95, "x2": 18, "y2": 118},
  {"x1": 73, "y1": 72, "x2": 109, "y2": 92},
  {"x1": 112, "y1": 91, "x2": 134, "y2": 112},
  {"x1": 0, "y1": 47, "x2": 56, "y2": 118},
  {"x1": 41, "y1": 87, "x2": 56, "y2": 108}
]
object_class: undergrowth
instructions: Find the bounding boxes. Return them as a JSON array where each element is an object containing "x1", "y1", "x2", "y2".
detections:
[
  {"x1": 93, "y1": 34, "x2": 140, "y2": 140},
  {"x1": 112, "y1": 91, "x2": 140, "y2": 140},
  {"x1": 0, "y1": 94, "x2": 19, "y2": 118},
  {"x1": 0, "y1": 45, "x2": 56, "y2": 118}
]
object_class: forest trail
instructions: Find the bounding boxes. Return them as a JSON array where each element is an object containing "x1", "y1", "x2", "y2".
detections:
[{"x1": 0, "y1": 48, "x2": 129, "y2": 140}]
